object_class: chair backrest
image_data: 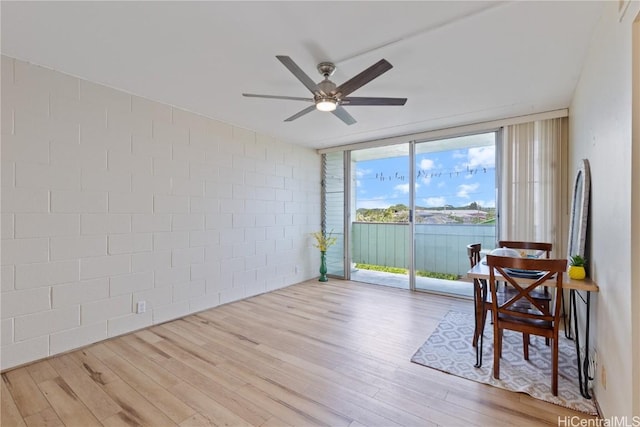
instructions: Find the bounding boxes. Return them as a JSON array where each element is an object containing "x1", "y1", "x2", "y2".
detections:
[
  {"x1": 486, "y1": 255, "x2": 566, "y2": 323},
  {"x1": 467, "y1": 243, "x2": 482, "y2": 269},
  {"x1": 498, "y1": 240, "x2": 552, "y2": 258}
]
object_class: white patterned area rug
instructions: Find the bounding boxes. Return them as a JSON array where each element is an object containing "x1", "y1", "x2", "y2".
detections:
[{"x1": 411, "y1": 311, "x2": 597, "y2": 415}]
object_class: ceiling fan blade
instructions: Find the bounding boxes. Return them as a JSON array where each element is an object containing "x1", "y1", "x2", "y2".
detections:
[
  {"x1": 341, "y1": 97, "x2": 407, "y2": 106},
  {"x1": 276, "y1": 55, "x2": 319, "y2": 94},
  {"x1": 334, "y1": 59, "x2": 393, "y2": 98},
  {"x1": 243, "y1": 93, "x2": 313, "y2": 102},
  {"x1": 284, "y1": 105, "x2": 316, "y2": 122},
  {"x1": 331, "y1": 106, "x2": 356, "y2": 125}
]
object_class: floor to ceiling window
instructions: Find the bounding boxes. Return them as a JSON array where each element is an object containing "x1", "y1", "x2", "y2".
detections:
[
  {"x1": 413, "y1": 132, "x2": 497, "y2": 296},
  {"x1": 322, "y1": 131, "x2": 497, "y2": 298},
  {"x1": 321, "y1": 116, "x2": 568, "y2": 301},
  {"x1": 351, "y1": 144, "x2": 411, "y2": 289}
]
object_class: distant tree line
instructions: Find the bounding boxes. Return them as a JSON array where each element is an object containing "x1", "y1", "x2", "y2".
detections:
[
  {"x1": 356, "y1": 204, "x2": 409, "y2": 222},
  {"x1": 356, "y1": 203, "x2": 495, "y2": 223}
]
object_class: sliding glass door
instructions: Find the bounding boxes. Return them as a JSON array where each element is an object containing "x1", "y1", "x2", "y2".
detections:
[
  {"x1": 322, "y1": 131, "x2": 497, "y2": 297},
  {"x1": 349, "y1": 144, "x2": 411, "y2": 289},
  {"x1": 413, "y1": 133, "x2": 497, "y2": 296}
]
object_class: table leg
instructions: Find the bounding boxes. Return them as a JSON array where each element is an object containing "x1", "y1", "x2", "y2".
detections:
[
  {"x1": 474, "y1": 280, "x2": 487, "y2": 368},
  {"x1": 562, "y1": 291, "x2": 573, "y2": 339},
  {"x1": 473, "y1": 282, "x2": 480, "y2": 346},
  {"x1": 582, "y1": 291, "x2": 592, "y2": 399},
  {"x1": 571, "y1": 289, "x2": 593, "y2": 399}
]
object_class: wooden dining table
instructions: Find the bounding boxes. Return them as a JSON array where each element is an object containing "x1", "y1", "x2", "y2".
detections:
[{"x1": 467, "y1": 257, "x2": 599, "y2": 399}]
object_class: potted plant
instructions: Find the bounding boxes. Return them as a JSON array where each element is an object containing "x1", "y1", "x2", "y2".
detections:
[
  {"x1": 568, "y1": 255, "x2": 586, "y2": 280},
  {"x1": 311, "y1": 230, "x2": 337, "y2": 282}
]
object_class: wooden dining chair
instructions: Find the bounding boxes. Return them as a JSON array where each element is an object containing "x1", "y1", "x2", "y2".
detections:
[
  {"x1": 498, "y1": 240, "x2": 553, "y2": 344},
  {"x1": 467, "y1": 243, "x2": 518, "y2": 349},
  {"x1": 498, "y1": 240, "x2": 552, "y2": 258},
  {"x1": 486, "y1": 254, "x2": 567, "y2": 396}
]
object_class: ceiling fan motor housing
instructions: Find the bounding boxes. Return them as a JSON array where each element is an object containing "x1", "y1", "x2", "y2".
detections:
[
  {"x1": 317, "y1": 80, "x2": 338, "y2": 98},
  {"x1": 317, "y1": 62, "x2": 336, "y2": 77}
]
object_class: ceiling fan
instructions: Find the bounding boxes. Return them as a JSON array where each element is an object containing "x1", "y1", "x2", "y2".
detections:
[{"x1": 243, "y1": 55, "x2": 407, "y2": 125}]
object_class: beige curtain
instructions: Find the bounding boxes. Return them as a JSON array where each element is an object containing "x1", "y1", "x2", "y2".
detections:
[{"x1": 499, "y1": 117, "x2": 569, "y2": 257}]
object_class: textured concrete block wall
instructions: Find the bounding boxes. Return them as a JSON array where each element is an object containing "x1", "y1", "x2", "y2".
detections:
[{"x1": 0, "y1": 55, "x2": 321, "y2": 370}]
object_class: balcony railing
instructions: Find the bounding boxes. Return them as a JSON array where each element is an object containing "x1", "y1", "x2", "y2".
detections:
[{"x1": 351, "y1": 222, "x2": 496, "y2": 277}]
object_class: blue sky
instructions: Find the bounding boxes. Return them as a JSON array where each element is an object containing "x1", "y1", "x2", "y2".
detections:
[{"x1": 355, "y1": 143, "x2": 496, "y2": 210}]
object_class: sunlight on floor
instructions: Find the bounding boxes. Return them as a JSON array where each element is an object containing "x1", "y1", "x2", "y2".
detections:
[{"x1": 349, "y1": 268, "x2": 474, "y2": 298}]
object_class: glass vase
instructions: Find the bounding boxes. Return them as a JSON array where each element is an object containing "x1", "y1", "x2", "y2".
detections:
[{"x1": 319, "y1": 251, "x2": 328, "y2": 282}]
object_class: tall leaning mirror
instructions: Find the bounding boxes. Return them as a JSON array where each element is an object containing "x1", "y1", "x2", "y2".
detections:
[{"x1": 567, "y1": 159, "x2": 591, "y2": 262}]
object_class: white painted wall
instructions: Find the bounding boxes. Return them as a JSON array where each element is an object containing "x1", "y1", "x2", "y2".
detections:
[
  {"x1": 632, "y1": 13, "x2": 640, "y2": 419},
  {"x1": 0, "y1": 56, "x2": 321, "y2": 370},
  {"x1": 569, "y1": 2, "x2": 640, "y2": 418}
]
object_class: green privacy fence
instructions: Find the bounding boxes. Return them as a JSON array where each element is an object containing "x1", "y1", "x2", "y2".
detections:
[{"x1": 351, "y1": 222, "x2": 496, "y2": 277}]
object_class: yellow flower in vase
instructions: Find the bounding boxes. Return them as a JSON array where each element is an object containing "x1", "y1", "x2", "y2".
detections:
[
  {"x1": 311, "y1": 230, "x2": 337, "y2": 252},
  {"x1": 311, "y1": 230, "x2": 337, "y2": 282}
]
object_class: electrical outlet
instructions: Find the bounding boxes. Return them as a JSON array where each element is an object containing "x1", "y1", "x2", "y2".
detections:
[{"x1": 136, "y1": 300, "x2": 146, "y2": 314}]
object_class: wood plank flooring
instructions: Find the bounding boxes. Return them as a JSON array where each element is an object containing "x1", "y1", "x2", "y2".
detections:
[{"x1": 1, "y1": 280, "x2": 597, "y2": 426}]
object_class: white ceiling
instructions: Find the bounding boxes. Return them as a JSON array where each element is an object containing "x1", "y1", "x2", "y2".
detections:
[{"x1": 1, "y1": 1, "x2": 603, "y2": 150}]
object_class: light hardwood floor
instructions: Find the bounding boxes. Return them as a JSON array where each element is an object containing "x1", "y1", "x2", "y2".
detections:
[{"x1": 1, "y1": 280, "x2": 597, "y2": 426}]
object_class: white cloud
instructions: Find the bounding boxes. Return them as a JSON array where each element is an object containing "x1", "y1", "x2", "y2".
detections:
[
  {"x1": 424, "y1": 197, "x2": 446, "y2": 207},
  {"x1": 437, "y1": 181, "x2": 446, "y2": 188},
  {"x1": 356, "y1": 168, "x2": 371, "y2": 178},
  {"x1": 452, "y1": 150, "x2": 466, "y2": 159},
  {"x1": 394, "y1": 183, "x2": 419, "y2": 194},
  {"x1": 474, "y1": 199, "x2": 496, "y2": 208},
  {"x1": 419, "y1": 158, "x2": 435, "y2": 170},
  {"x1": 358, "y1": 197, "x2": 391, "y2": 209},
  {"x1": 417, "y1": 158, "x2": 437, "y2": 185},
  {"x1": 467, "y1": 146, "x2": 495, "y2": 169},
  {"x1": 394, "y1": 183, "x2": 410, "y2": 194},
  {"x1": 457, "y1": 183, "x2": 480, "y2": 198},
  {"x1": 453, "y1": 145, "x2": 496, "y2": 174}
]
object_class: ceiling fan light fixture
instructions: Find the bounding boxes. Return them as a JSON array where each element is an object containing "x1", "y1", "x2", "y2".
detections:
[{"x1": 316, "y1": 98, "x2": 337, "y2": 112}]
